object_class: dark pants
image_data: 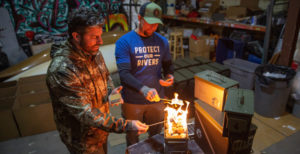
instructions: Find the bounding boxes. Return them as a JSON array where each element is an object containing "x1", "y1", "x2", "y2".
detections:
[{"x1": 122, "y1": 102, "x2": 164, "y2": 146}]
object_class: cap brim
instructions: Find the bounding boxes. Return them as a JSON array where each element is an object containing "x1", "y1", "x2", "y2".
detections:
[{"x1": 144, "y1": 17, "x2": 163, "y2": 25}]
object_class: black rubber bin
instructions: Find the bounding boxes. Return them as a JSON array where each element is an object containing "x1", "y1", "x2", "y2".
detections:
[{"x1": 254, "y1": 65, "x2": 296, "y2": 117}]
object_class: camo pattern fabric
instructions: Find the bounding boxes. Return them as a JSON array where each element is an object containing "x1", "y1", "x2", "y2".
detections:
[{"x1": 46, "y1": 41, "x2": 130, "y2": 153}]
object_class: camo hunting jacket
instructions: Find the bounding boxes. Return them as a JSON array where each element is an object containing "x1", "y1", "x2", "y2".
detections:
[{"x1": 46, "y1": 41, "x2": 130, "y2": 153}]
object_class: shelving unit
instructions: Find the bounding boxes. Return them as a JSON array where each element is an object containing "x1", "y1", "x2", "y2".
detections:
[{"x1": 163, "y1": 15, "x2": 266, "y2": 32}]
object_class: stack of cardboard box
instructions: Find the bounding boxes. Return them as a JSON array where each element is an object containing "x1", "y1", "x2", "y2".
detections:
[{"x1": 13, "y1": 74, "x2": 56, "y2": 137}]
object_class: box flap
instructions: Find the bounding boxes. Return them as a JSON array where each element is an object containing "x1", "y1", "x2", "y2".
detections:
[
  {"x1": 13, "y1": 92, "x2": 51, "y2": 110},
  {"x1": 18, "y1": 74, "x2": 46, "y2": 85}
]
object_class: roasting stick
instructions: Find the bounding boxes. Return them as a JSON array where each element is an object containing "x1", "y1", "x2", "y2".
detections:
[
  {"x1": 160, "y1": 98, "x2": 172, "y2": 102},
  {"x1": 148, "y1": 121, "x2": 194, "y2": 127},
  {"x1": 148, "y1": 121, "x2": 165, "y2": 127}
]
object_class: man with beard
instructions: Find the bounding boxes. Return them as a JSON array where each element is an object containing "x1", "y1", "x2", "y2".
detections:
[
  {"x1": 115, "y1": 2, "x2": 174, "y2": 146},
  {"x1": 46, "y1": 7, "x2": 148, "y2": 154}
]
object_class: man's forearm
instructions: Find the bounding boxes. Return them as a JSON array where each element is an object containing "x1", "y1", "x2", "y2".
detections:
[
  {"x1": 117, "y1": 63, "x2": 144, "y2": 92},
  {"x1": 162, "y1": 60, "x2": 174, "y2": 77}
]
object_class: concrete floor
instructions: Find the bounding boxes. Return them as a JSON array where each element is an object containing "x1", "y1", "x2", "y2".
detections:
[
  {"x1": 1, "y1": 107, "x2": 300, "y2": 154},
  {"x1": 0, "y1": 130, "x2": 132, "y2": 154}
]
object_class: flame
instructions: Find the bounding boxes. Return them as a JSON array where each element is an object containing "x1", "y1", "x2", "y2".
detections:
[{"x1": 164, "y1": 93, "x2": 190, "y2": 138}]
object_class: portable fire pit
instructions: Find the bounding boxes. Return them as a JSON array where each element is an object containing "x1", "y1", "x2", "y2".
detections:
[{"x1": 164, "y1": 93, "x2": 190, "y2": 153}]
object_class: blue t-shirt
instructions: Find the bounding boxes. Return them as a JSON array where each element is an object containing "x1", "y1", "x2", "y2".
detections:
[{"x1": 115, "y1": 30, "x2": 171, "y2": 104}]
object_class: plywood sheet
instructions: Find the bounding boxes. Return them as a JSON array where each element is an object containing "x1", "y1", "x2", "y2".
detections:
[
  {"x1": 251, "y1": 118, "x2": 285, "y2": 153},
  {"x1": 254, "y1": 113, "x2": 300, "y2": 136}
]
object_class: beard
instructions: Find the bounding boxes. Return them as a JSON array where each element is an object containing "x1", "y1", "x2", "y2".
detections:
[{"x1": 80, "y1": 41, "x2": 100, "y2": 56}]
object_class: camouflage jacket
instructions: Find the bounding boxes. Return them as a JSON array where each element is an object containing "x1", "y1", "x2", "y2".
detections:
[{"x1": 46, "y1": 41, "x2": 131, "y2": 153}]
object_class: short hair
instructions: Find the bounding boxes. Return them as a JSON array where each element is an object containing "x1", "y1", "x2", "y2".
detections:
[{"x1": 68, "y1": 7, "x2": 104, "y2": 38}]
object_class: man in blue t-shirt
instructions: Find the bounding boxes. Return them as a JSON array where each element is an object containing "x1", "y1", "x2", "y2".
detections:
[{"x1": 115, "y1": 2, "x2": 174, "y2": 146}]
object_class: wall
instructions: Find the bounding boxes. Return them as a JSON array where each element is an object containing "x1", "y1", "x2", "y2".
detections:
[{"x1": 0, "y1": 0, "x2": 122, "y2": 41}]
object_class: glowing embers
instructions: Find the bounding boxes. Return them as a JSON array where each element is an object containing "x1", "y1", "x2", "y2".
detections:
[{"x1": 164, "y1": 93, "x2": 190, "y2": 139}]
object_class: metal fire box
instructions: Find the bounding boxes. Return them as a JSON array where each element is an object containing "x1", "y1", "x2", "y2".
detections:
[
  {"x1": 164, "y1": 103, "x2": 189, "y2": 153},
  {"x1": 126, "y1": 134, "x2": 204, "y2": 154},
  {"x1": 194, "y1": 99, "x2": 229, "y2": 154},
  {"x1": 223, "y1": 88, "x2": 254, "y2": 137},
  {"x1": 194, "y1": 70, "x2": 239, "y2": 111}
]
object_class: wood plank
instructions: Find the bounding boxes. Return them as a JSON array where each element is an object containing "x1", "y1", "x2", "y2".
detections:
[
  {"x1": 254, "y1": 113, "x2": 300, "y2": 136},
  {"x1": 277, "y1": 0, "x2": 300, "y2": 66},
  {"x1": 251, "y1": 118, "x2": 285, "y2": 153}
]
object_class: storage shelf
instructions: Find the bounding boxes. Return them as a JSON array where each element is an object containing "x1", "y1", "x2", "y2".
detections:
[{"x1": 162, "y1": 15, "x2": 266, "y2": 32}]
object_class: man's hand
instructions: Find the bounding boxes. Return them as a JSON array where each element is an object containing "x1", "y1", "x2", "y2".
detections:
[
  {"x1": 130, "y1": 120, "x2": 149, "y2": 135},
  {"x1": 108, "y1": 86, "x2": 124, "y2": 106},
  {"x1": 140, "y1": 86, "x2": 160, "y2": 102},
  {"x1": 159, "y1": 74, "x2": 174, "y2": 87}
]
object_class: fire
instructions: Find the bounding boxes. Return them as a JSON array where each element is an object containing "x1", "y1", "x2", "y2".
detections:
[{"x1": 164, "y1": 93, "x2": 190, "y2": 138}]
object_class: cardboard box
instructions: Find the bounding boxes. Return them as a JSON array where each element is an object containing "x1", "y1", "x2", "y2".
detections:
[
  {"x1": 171, "y1": 27, "x2": 194, "y2": 38},
  {"x1": 190, "y1": 51, "x2": 210, "y2": 59},
  {"x1": 194, "y1": 70, "x2": 239, "y2": 111},
  {"x1": 18, "y1": 74, "x2": 46, "y2": 85},
  {"x1": 0, "y1": 97, "x2": 20, "y2": 141},
  {"x1": 0, "y1": 80, "x2": 19, "y2": 141},
  {"x1": 198, "y1": 0, "x2": 220, "y2": 18},
  {"x1": 189, "y1": 36, "x2": 211, "y2": 54},
  {"x1": 30, "y1": 43, "x2": 52, "y2": 55},
  {"x1": 226, "y1": 6, "x2": 248, "y2": 19},
  {"x1": 13, "y1": 91, "x2": 56, "y2": 136},
  {"x1": 240, "y1": 0, "x2": 259, "y2": 11},
  {"x1": 0, "y1": 81, "x2": 17, "y2": 98},
  {"x1": 17, "y1": 74, "x2": 48, "y2": 96}
]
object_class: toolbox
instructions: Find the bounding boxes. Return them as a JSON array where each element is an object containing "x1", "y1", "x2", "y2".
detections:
[
  {"x1": 194, "y1": 70, "x2": 239, "y2": 111},
  {"x1": 207, "y1": 62, "x2": 231, "y2": 77},
  {"x1": 223, "y1": 88, "x2": 254, "y2": 137}
]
